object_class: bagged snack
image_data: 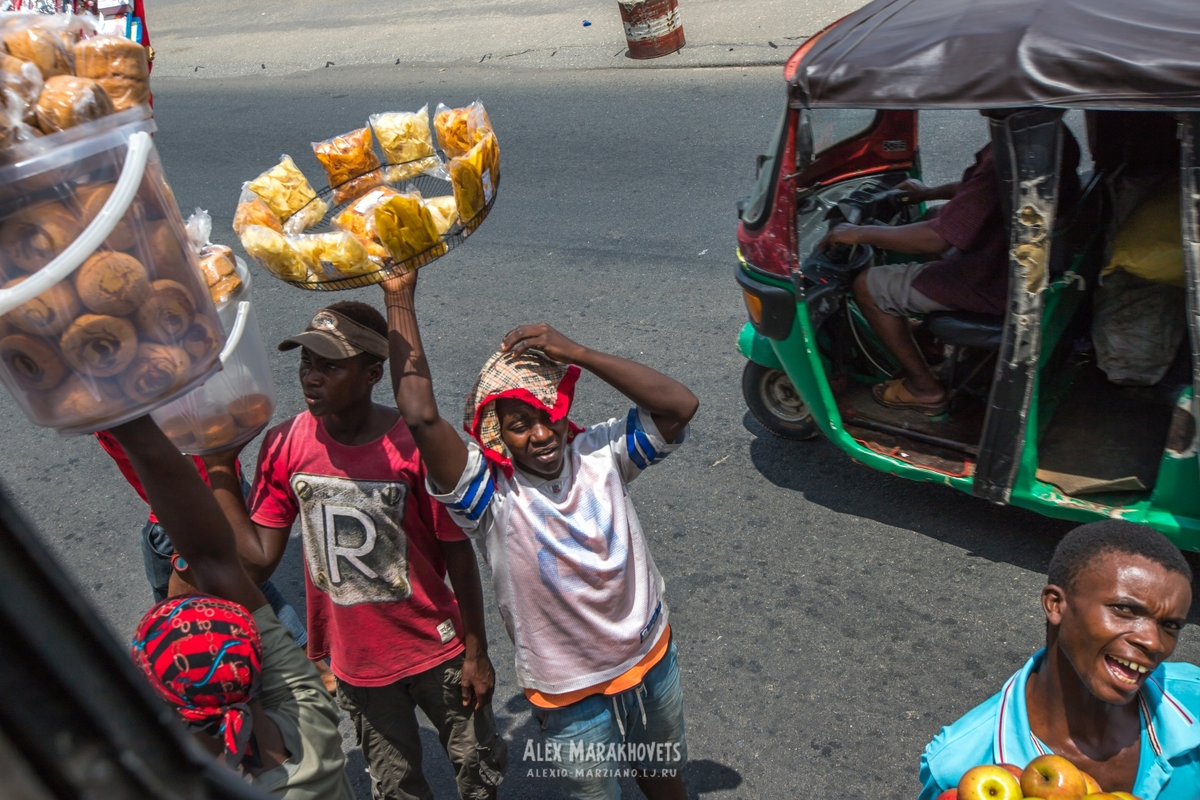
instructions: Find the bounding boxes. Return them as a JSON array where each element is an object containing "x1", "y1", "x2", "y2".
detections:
[
  {"x1": 466, "y1": 100, "x2": 494, "y2": 145},
  {"x1": 374, "y1": 193, "x2": 445, "y2": 264},
  {"x1": 73, "y1": 35, "x2": 149, "y2": 112},
  {"x1": 292, "y1": 231, "x2": 376, "y2": 280},
  {"x1": 35, "y1": 75, "x2": 114, "y2": 133},
  {"x1": 199, "y1": 245, "x2": 242, "y2": 303},
  {"x1": 1, "y1": 56, "x2": 44, "y2": 126},
  {"x1": 434, "y1": 103, "x2": 472, "y2": 158},
  {"x1": 370, "y1": 106, "x2": 445, "y2": 182},
  {"x1": 331, "y1": 186, "x2": 400, "y2": 263},
  {"x1": 311, "y1": 127, "x2": 383, "y2": 205},
  {"x1": 447, "y1": 132, "x2": 498, "y2": 224},
  {"x1": 422, "y1": 195, "x2": 458, "y2": 235},
  {"x1": 232, "y1": 185, "x2": 284, "y2": 236},
  {"x1": 246, "y1": 155, "x2": 327, "y2": 233},
  {"x1": 3, "y1": 20, "x2": 72, "y2": 79},
  {"x1": 240, "y1": 224, "x2": 315, "y2": 283}
]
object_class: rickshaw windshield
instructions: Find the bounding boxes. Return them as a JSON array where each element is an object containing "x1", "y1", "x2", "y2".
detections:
[{"x1": 741, "y1": 109, "x2": 788, "y2": 228}]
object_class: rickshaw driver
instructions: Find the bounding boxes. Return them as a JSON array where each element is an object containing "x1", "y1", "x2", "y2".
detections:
[
  {"x1": 919, "y1": 520, "x2": 1200, "y2": 800},
  {"x1": 819, "y1": 125, "x2": 1079, "y2": 415}
]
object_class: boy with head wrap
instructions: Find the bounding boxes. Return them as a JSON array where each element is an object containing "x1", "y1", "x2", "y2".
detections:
[
  {"x1": 108, "y1": 415, "x2": 354, "y2": 799},
  {"x1": 380, "y1": 272, "x2": 699, "y2": 800}
]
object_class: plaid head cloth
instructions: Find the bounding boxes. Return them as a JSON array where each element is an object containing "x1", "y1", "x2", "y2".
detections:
[{"x1": 463, "y1": 349, "x2": 583, "y2": 474}]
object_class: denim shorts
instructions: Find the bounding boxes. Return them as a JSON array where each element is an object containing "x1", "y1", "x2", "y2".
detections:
[{"x1": 529, "y1": 639, "x2": 687, "y2": 800}]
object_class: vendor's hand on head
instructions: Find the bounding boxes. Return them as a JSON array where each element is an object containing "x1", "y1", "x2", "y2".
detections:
[
  {"x1": 460, "y1": 651, "x2": 496, "y2": 710},
  {"x1": 501, "y1": 324, "x2": 586, "y2": 364},
  {"x1": 819, "y1": 223, "x2": 861, "y2": 250}
]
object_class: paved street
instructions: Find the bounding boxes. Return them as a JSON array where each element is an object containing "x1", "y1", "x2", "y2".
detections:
[{"x1": 3, "y1": 2, "x2": 1199, "y2": 799}]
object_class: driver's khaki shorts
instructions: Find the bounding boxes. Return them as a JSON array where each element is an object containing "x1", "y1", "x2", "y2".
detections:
[{"x1": 864, "y1": 262, "x2": 952, "y2": 317}]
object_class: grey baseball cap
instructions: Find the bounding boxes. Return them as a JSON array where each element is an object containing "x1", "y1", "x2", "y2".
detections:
[{"x1": 278, "y1": 308, "x2": 389, "y2": 360}]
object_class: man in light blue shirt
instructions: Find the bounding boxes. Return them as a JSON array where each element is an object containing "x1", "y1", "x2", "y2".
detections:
[{"x1": 920, "y1": 520, "x2": 1199, "y2": 799}]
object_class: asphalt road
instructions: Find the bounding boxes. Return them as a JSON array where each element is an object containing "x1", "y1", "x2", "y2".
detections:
[{"x1": 4, "y1": 58, "x2": 1200, "y2": 800}]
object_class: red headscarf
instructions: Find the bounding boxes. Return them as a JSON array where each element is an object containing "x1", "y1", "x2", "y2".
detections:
[{"x1": 131, "y1": 593, "x2": 263, "y2": 767}]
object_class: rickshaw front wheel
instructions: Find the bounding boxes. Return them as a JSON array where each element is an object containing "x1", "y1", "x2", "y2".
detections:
[{"x1": 742, "y1": 361, "x2": 819, "y2": 441}]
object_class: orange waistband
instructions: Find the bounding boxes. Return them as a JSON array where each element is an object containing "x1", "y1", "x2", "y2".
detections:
[{"x1": 525, "y1": 625, "x2": 671, "y2": 710}]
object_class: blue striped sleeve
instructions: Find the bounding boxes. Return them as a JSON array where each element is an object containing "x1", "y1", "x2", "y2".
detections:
[
  {"x1": 625, "y1": 408, "x2": 668, "y2": 470},
  {"x1": 449, "y1": 459, "x2": 496, "y2": 522}
]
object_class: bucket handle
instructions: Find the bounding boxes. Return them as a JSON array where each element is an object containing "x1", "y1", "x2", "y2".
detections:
[
  {"x1": 219, "y1": 301, "x2": 250, "y2": 364},
  {"x1": 0, "y1": 131, "x2": 154, "y2": 317}
]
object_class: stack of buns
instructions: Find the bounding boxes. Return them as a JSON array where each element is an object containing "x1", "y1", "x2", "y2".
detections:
[
  {"x1": 0, "y1": 16, "x2": 150, "y2": 148},
  {"x1": 0, "y1": 188, "x2": 222, "y2": 430},
  {"x1": 156, "y1": 392, "x2": 274, "y2": 451}
]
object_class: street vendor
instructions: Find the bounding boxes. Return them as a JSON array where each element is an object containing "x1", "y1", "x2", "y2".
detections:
[
  {"x1": 919, "y1": 520, "x2": 1199, "y2": 799},
  {"x1": 819, "y1": 118, "x2": 1079, "y2": 415}
]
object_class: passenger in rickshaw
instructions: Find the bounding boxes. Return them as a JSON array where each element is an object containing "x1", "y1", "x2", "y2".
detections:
[{"x1": 819, "y1": 116, "x2": 1080, "y2": 415}]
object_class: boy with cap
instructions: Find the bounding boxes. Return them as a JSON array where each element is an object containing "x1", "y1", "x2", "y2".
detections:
[
  {"x1": 381, "y1": 273, "x2": 698, "y2": 800},
  {"x1": 107, "y1": 414, "x2": 354, "y2": 800},
  {"x1": 206, "y1": 301, "x2": 507, "y2": 800}
]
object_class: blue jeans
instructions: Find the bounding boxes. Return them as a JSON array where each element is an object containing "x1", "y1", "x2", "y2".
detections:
[
  {"x1": 140, "y1": 518, "x2": 307, "y2": 647},
  {"x1": 529, "y1": 639, "x2": 687, "y2": 800}
]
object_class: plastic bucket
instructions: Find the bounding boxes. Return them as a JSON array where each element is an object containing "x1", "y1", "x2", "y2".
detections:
[
  {"x1": 0, "y1": 108, "x2": 226, "y2": 434},
  {"x1": 619, "y1": 0, "x2": 684, "y2": 59},
  {"x1": 150, "y1": 258, "x2": 277, "y2": 454}
]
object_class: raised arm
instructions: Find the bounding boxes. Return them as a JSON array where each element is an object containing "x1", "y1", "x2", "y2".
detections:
[
  {"x1": 200, "y1": 447, "x2": 291, "y2": 585},
  {"x1": 380, "y1": 272, "x2": 469, "y2": 493},
  {"x1": 501, "y1": 324, "x2": 699, "y2": 445},
  {"x1": 108, "y1": 416, "x2": 266, "y2": 612}
]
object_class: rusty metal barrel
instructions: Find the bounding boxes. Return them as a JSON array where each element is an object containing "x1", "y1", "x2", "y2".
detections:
[{"x1": 618, "y1": 0, "x2": 685, "y2": 59}]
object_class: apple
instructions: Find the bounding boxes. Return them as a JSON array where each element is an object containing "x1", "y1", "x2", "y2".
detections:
[
  {"x1": 1081, "y1": 795, "x2": 1121, "y2": 800},
  {"x1": 998, "y1": 764, "x2": 1024, "y2": 781},
  {"x1": 937, "y1": 790, "x2": 959, "y2": 800},
  {"x1": 1021, "y1": 755, "x2": 1087, "y2": 800},
  {"x1": 1111, "y1": 794, "x2": 1142, "y2": 800},
  {"x1": 1079, "y1": 772, "x2": 1102, "y2": 795},
  {"x1": 959, "y1": 765, "x2": 1023, "y2": 800}
]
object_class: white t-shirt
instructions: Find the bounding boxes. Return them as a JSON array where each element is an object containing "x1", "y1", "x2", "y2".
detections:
[{"x1": 430, "y1": 407, "x2": 687, "y2": 694}]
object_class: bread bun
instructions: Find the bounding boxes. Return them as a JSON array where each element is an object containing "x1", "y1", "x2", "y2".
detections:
[
  {"x1": 2, "y1": 276, "x2": 83, "y2": 337},
  {"x1": 74, "y1": 251, "x2": 151, "y2": 316},
  {"x1": 35, "y1": 75, "x2": 114, "y2": 134}
]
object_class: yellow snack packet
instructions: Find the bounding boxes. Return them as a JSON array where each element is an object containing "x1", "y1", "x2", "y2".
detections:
[
  {"x1": 246, "y1": 155, "x2": 327, "y2": 232},
  {"x1": 434, "y1": 103, "x2": 472, "y2": 158},
  {"x1": 422, "y1": 195, "x2": 458, "y2": 235},
  {"x1": 448, "y1": 132, "x2": 497, "y2": 224},
  {"x1": 374, "y1": 194, "x2": 445, "y2": 264},
  {"x1": 239, "y1": 225, "x2": 315, "y2": 283},
  {"x1": 292, "y1": 231, "x2": 377, "y2": 280},
  {"x1": 332, "y1": 187, "x2": 401, "y2": 263},
  {"x1": 371, "y1": 106, "x2": 436, "y2": 163}
]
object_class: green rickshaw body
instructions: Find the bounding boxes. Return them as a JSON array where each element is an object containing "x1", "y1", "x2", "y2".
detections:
[{"x1": 735, "y1": 4, "x2": 1200, "y2": 552}]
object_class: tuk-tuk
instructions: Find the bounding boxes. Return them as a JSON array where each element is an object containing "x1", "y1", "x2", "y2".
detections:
[{"x1": 734, "y1": 0, "x2": 1200, "y2": 551}]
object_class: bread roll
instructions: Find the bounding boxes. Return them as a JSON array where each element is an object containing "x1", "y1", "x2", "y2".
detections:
[
  {"x1": 0, "y1": 333, "x2": 68, "y2": 391},
  {"x1": 158, "y1": 415, "x2": 197, "y2": 448},
  {"x1": 35, "y1": 75, "x2": 114, "y2": 134},
  {"x1": 134, "y1": 279, "x2": 194, "y2": 344},
  {"x1": 73, "y1": 36, "x2": 149, "y2": 112},
  {"x1": 118, "y1": 342, "x2": 191, "y2": 403},
  {"x1": 3, "y1": 26, "x2": 71, "y2": 79},
  {"x1": 1, "y1": 55, "x2": 44, "y2": 126},
  {"x1": 40, "y1": 373, "x2": 125, "y2": 426},
  {"x1": 2, "y1": 276, "x2": 83, "y2": 337},
  {"x1": 137, "y1": 219, "x2": 191, "y2": 279},
  {"x1": 76, "y1": 183, "x2": 140, "y2": 251},
  {"x1": 60, "y1": 313, "x2": 138, "y2": 377},
  {"x1": 0, "y1": 202, "x2": 84, "y2": 273},
  {"x1": 228, "y1": 393, "x2": 273, "y2": 430},
  {"x1": 74, "y1": 251, "x2": 151, "y2": 316},
  {"x1": 196, "y1": 413, "x2": 237, "y2": 449},
  {"x1": 181, "y1": 314, "x2": 221, "y2": 362},
  {"x1": 199, "y1": 249, "x2": 235, "y2": 284}
]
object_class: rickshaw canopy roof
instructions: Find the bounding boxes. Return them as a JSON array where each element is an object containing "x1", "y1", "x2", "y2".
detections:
[{"x1": 790, "y1": 0, "x2": 1200, "y2": 110}]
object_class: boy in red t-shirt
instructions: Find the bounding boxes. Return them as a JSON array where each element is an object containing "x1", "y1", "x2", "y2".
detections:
[{"x1": 206, "y1": 301, "x2": 506, "y2": 800}]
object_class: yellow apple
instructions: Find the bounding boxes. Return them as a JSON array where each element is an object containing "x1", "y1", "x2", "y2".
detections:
[
  {"x1": 1021, "y1": 755, "x2": 1087, "y2": 800},
  {"x1": 1079, "y1": 773, "x2": 1102, "y2": 795},
  {"x1": 959, "y1": 765, "x2": 1024, "y2": 800}
]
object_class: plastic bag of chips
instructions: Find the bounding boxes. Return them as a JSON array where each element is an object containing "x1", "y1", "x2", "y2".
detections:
[
  {"x1": 434, "y1": 102, "x2": 472, "y2": 158},
  {"x1": 374, "y1": 193, "x2": 445, "y2": 264},
  {"x1": 447, "y1": 131, "x2": 498, "y2": 224},
  {"x1": 423, "y1": 195, "x2": 457, "y2": 235},
  {"x1": 239, "y1": 224, "x2": 315, "y2": 283},
  {"x1": 331, "y1": 186, "x2": 400, "y2": 263},
  {"x1": 246, "y1": 155, "x2": 327, "y2": 233},
  {"x1": 233, "y1": 184, "x2": 284, "y2": 237},
  {"x1": 292, "y1": 231, "x2": 377, "y2": 280},
  {"x1": 370, "y1": 105, "x2": 447, "y2": 182},
  {"x1": 312, "y1": 127, "x2": 383, "y2": 205}
]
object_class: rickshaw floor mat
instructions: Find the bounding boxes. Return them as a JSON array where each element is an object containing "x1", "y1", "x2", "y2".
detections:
[
  {"x1": 1036, "y1": 364, "x2": 1180, "y2": 495},
  {"x1": 836, "y1": 383, "x2": 986, "y2": 447}
]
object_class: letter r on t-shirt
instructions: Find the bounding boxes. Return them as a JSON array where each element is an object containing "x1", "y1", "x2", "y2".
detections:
[{"x1": 323, "y1": 504, "x2": 379, "y2": 582}]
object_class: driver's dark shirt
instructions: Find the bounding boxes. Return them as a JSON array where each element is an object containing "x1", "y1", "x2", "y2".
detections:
[{"x1": 911, "y1": 137, "x2": 1081, "y2": 315}]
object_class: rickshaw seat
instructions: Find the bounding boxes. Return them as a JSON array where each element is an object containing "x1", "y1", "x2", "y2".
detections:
[{"x1": 925, "y1": 312, "x2": 1004, "y2": 350}]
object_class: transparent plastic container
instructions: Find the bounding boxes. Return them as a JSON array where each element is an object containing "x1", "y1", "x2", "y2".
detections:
[
  {"x1": 150, "y1": 257, "x2": 277, "y2": 454},
  {"x1": 0, "y1": 108, "x2": 225, "y2": 434}
]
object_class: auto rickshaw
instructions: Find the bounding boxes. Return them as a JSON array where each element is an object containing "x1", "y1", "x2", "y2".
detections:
[{"x1": 734, "y1": 0, "x2": 1200, "y2": 551}]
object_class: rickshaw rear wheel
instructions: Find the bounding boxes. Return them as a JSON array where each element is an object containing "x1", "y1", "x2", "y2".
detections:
[{"x1": 742, "y1": 361, "x2": 820, "y2": 441}]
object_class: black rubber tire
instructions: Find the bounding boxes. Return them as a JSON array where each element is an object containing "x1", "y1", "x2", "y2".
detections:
[{"x1": 742, "y1": 361, "x2": 820, "y2": 441}]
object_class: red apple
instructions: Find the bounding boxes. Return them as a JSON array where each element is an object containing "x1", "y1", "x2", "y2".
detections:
[
  {"x1": 1021, "y1": 755, "x2": 1087, "y2": 800},
  {"x1": 998, "y1": 764, "x2": 1024, "y2": 781},
  {"x1": 960, "y1": 765, "x2": 1023, "y2": 800},
  {"x1": 937, "y1": 790, "x2": 959, "y2": 800}
]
